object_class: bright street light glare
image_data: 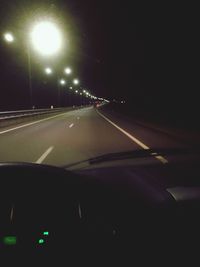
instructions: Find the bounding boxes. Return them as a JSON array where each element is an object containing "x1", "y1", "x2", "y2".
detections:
[
  {"x1": 4, "y1": 33, "x2": 14, "y2": 42},
  {"x1": 73, "y1": 79, "x2": 79, "y2": 85},
  {"x1": 45, "y1": 67, "x2": 52, "y2": 74},
  {"x1": 60, "y1": 79, "x2": 66, "y2": 85},
  {"x1": 31, "y1": 21, "x2": 62, "y2": 56},
  {"x1": 64, "y1": 67, "x2": 72, "y2": 75}
]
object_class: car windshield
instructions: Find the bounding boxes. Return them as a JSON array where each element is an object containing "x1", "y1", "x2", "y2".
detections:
[{"x1": 0, "y1": 1, "x2": 199, "y2": 166}]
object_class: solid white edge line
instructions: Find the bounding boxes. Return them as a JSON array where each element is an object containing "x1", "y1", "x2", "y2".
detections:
[
  {"x1": 78, "y1": 203, "x2": 82, "y2": 219},
  {"x1": 155, "y1": 155, "x2": 168, "y2": 164},
  {"x1": 96, "y1": 110, "x2": 168, "y2": 164},
  {"x1": 0, "y1": 112, "x2": 69, "y2": 135},
  {"x1": 69, "y1": 123, "x2": 74, "y2": 128},
  {"x1": 97, "y1": 110, "x2": 149, "y2": 149},
  {"x1": 36, "y1": 146, "x2": 54, "y2": 164}
]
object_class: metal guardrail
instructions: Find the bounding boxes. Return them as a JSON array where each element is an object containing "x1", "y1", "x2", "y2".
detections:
[
  {"x1": 0, "y1": 108, "x2": 68, "y2": 120},
  {"x1": 0, "y1": 106, "x2": 78, "y2": 128}
]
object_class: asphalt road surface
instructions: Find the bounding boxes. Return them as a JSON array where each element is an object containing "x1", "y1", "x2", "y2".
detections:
[{"x1": 0, "y1": 106, "x2": 187, "y2": 166}]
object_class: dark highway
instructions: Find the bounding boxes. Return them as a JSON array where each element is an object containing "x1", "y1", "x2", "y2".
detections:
[{"x1": 0, "y1": 106, "x2": 187, "y2": 166}]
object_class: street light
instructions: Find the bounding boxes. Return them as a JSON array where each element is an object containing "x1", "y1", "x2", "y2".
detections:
[
  {"x1": 58, "y1": 79, "x2": 66, "y2": 107},
  {"x1": 60, "y1": 79, "x2": 66, "y2": 85},
  {"x1": 4, "y1": 32, "x2": 14, "y2": 43},
  {"x1": 3, "y1": 22, "x2": 63, "y2": 109},
  {"x1": 45, "y1": 67, "x2": 52, "y2": 75},
  {"x1": 64, "y1": 67, "x2": 72, "y2": 75},
  {"x1": 3, "y1": 31, "x2": 34, "y2": 107},
  {"x1": 31, "y1": 21, "x2": 62, "y2": 56},
  {"x1": 73, "y1": 79, "x2": 79, "y2": 85}
]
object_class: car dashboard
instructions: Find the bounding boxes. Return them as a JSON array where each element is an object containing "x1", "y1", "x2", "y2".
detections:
[{"x1": 0, "y1": 162, "x2": 200, "y2": 264}]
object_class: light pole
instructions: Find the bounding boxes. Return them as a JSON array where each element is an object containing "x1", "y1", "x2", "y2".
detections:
[
  {"x1": 3, "y1": 21, "x2": 63, "y2": 109},
  {"x1": 30, "y1": 21, "x2": 63, "y2": 107},
  {"x1": 27, "y1": 44, "x2": 33, "y2": 108},
  {"x1": 3, "y1": 32, "x2": 33, "y2": 108},
  {"x1": 64, "y1": 67, "x2": 72, "y2": 106},
  {"x1": 73, "y1": 79, "x2": 80, "y2": 106},
  {"x1": 58, "y1": 79, "x2": 66, "y2": 106},
  {"x1": 44, "y1": 67, "x2": 75, "y2": 107}
]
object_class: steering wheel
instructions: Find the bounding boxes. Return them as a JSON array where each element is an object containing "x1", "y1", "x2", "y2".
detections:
[{"x1": 0, "y1": 163, "x2": 84, "y2": 251}]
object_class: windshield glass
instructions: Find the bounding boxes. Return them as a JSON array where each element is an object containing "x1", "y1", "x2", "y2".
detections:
[{"x1": 0, "y1": 1, "x2": 199, "y2": 166}]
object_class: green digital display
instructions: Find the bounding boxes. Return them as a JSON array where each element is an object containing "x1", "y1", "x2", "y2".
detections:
[
  {"x1": 43, "y1": 231, "x2": 49, "y2": 236},
  {"x1": 38, "y1": 239, "x2": 45, "y2": 244},
  {"x1": 3, "y1": 236, "x2": 17, "y2": 245}
]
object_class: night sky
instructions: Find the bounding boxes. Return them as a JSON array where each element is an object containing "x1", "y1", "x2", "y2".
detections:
[{"x1": 0, "y1": 1, "x2": 198, "y2": 123}]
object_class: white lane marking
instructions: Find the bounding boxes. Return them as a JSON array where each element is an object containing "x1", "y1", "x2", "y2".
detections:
[
  {"x1": 10, "y1": 205, "x2": 14, "y2": 221},
  {"x1": 36, "y1": 146, "x2": 54, "y2": 164},
  {"x1": 78, "y1": 203, "x2": 82, "y2": 219},
  {"x1": 0, "y1": 112, "x2": 70, "y2": 135},
  {"x1": 150, "y1": 152, "x2": 168, "y2": 164},
  {"x1": 155, "y1": 155, "x2": 168, "y2": 164},
  {"x1": 97, "y1": 110, "x2": 149, "y2": 149},
  {"x1": 96, "y1": 110, "x2": 168, "y2": 164},
  {"x1": 69, "y1": 123, "x2": 74, "y2": 128}
]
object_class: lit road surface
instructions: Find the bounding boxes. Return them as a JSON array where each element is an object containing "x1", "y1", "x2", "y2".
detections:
[{"x1": 0, "y1": 106, "x2": 185, "y2": 166}]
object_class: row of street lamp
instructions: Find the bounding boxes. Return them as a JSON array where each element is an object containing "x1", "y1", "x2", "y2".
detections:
[
  {"x1": 44, "y1": 65, "x2": 99, "y2": 104},
  {"x1": 44, "y1": 66, "x2": 79, "y2": 85},
  {"x1": 42, "y1": 66, "x2": 94, "y2": 105},
  {"x1": 2, "y1": 20, "x2": 102, "y2": 108}
]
